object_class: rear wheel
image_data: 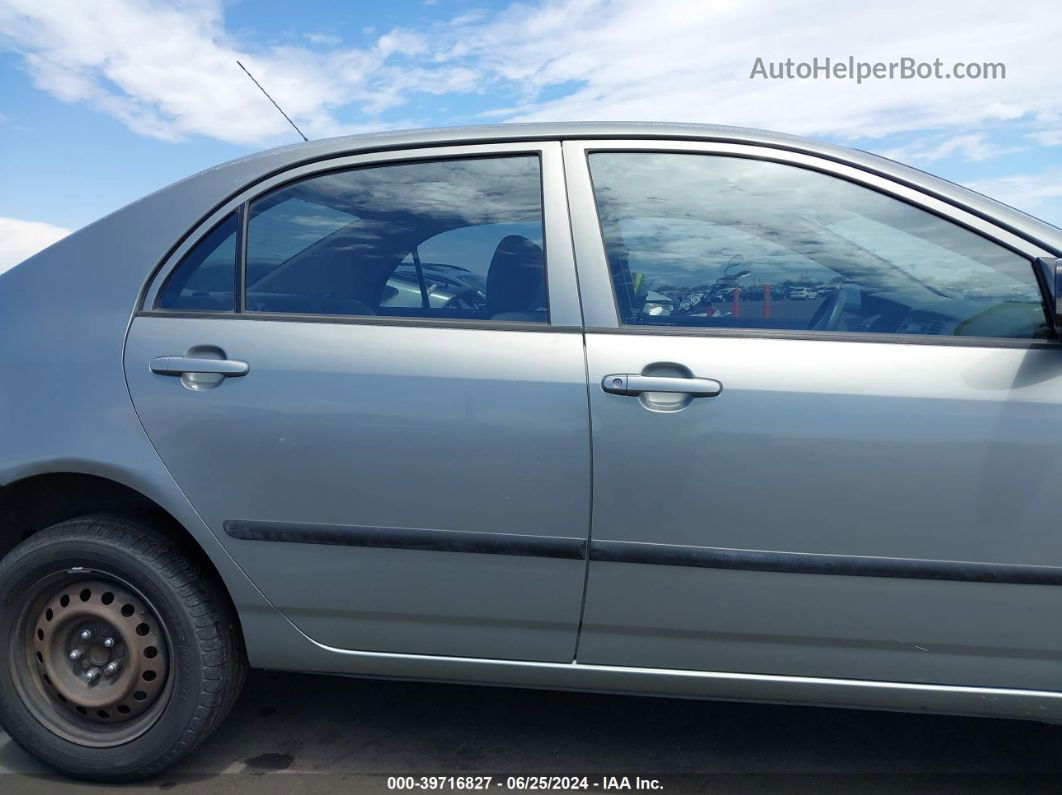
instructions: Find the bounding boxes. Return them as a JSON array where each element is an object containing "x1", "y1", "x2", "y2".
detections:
[{"x1": 0, "y1": 514, "x2": 246, "y2": 781}]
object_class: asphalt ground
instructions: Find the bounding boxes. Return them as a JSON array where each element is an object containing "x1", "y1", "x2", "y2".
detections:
[{"x1": 4, "y1": 669, "x2": 1062, "y2": 793}]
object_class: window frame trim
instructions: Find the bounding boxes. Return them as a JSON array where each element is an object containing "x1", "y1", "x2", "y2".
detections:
[
  {"x1": 562, "y1": 139, "x2": 1059, "y2": 347},
  {"x1": 141, "y1": 142, "x2": 582, "y2": 331},
  {"x1": 153, "y1": 209, "x2": 242, "y2": 314},
  {"x1": 235, "y1": 201, "x2": 248, "y2": 313}
]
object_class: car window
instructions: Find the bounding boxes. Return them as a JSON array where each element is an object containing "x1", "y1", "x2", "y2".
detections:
[
  {"x1": 244, "y1": 156, "x2": 548, "y2": 322},
  {"x1": 155, "y1": 213, "x2": 238, "y2": 311},
  {"x1": 246, "y1": 198, "x2": 354, "y2": 286},
  {"x1": 380, "y1": 222, "x2": 542, "y2": 311},
  {"x1": 588, "y1": 152, "x2": 1049, "y2": 340}
]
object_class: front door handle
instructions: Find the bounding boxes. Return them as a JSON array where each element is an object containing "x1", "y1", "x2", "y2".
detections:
[
  {"x1": 150, "y1": 356, "x2": 249, "y2": 377},
  {"x1": 601, "y1": 373, "x2": 722, "y2": 397}
]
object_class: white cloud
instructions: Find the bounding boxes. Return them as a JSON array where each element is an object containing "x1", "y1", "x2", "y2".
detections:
[
  {"x1": 1030, "y1": 128, "x2": 1062, "y2": 147},
  {"x1": 0, "y1": 217, "x2": 71, "y2": 273},
  {"x1": 967, "y1": 170, "x2": 1062, "y2": 218},
  {"x1": 0, "y1": 0, "x2": 475, "y2": 144},
  {"x1": 878, "y1": 134, "x2": 1023, "y2": 165},
  {"x1": 303, "y1": 32, "x2": 341, "y2": 47},
  {"x1": 0, "y1": 0, "x2": 1061, "y2": 153},
  {"x1": 452, "y1": 0, "x2": 1060, "y2": 143}
]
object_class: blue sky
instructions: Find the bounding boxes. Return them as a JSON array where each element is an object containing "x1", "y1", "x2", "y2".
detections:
[{"x1": 2, "y1": 0, "x2": 1061, "y2": 267}]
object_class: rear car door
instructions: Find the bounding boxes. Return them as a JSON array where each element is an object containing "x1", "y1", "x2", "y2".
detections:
[
  {"x1": 566, "y1": 139, "x2": 1062, "y2": 690},
  {"x1": 125, "y1": 142, "x2": 591, "y2": 661}
]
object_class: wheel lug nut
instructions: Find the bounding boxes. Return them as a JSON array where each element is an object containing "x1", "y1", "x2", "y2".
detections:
[
  {"x1": 103, "y1": 661, "x2": 121, "y2": 677},
  {"x1": 68, "y1": 648, "x2": 84, "y2": 661},
  {"x1": 85, "y1": 667, "x2": 101, "y2": 682},
  {"x1": 78, "y1": 629, "x2": 93, "y2": 641},
  {"x1": 102, "y1": 637, "x2": 116, "y2": 648}
]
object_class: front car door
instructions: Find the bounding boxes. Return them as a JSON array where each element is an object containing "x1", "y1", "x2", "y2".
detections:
[
  {"x1": 566, "y1": 139, "x2": 1062, "y2": 690},
  {"x1": 125, "y1": 142, "x2": 591, "y2": 661}
]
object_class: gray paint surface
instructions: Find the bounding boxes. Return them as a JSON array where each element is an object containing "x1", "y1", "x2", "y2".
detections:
[
  {"x1": 5, "y1": 122, "x2": 1062, "y2": 722},
  {"x1": 125, "y1": 317, "x2": 591, "y2": 659},
  {"x1": 577, "y1": 335, "x2": 1062, "y2": 688}
]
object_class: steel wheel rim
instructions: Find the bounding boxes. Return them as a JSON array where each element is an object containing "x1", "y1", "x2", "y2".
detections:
[{"x1": 11, "y1": 570, "x2": 173, "y2": 747}]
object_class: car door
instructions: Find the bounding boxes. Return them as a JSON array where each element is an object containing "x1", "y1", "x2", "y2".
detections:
[
  {"x1": 125, "y1": 142, "x2": 591, "y2": 662},
  {"x1": 565, "y1": 139, "x2": 1062, "y2": 690}
]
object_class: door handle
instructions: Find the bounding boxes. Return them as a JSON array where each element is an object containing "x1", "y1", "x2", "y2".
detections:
[
  {"x1": 150, "y1": 356, "x2": 249, "y2": 377},
  {"x1": 601, "y1": 373, "x2": 722, "y2": 397}
]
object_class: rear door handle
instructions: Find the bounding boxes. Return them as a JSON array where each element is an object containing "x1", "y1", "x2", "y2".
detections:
[
  {"x1": 150, "y1": 356, "x2": 249, "y2": 377},
  {"x1": 601, "y1": 374, "x2": 722, "y2": 397}
]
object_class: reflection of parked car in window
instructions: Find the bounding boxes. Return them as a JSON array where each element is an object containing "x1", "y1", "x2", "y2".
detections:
[
  {"x1": 788, "y1": 287, "x2": 817, "y2": 300},
  {"x1": 642, "y1": 290, "x2": 673, "y2": 316}
]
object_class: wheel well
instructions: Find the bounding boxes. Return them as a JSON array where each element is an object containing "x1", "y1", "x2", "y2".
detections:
[{"x1": 0, "y1": 473, "x2": 232, "y2": 605}]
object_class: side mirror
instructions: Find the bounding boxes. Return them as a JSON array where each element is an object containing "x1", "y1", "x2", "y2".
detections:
[
  {"x1": 1055, "y1": 258, "x2": 1062, "y2": 327},
  {"x1": 1037, "y1": 257, "x2": 1062, "y2": 331}
]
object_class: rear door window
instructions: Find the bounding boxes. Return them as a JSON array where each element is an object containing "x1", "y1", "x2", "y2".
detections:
[
  {"x1": 244, "y1": 157, "x2": 548, "y2": 322},
  {"x1": 155, "y1": 213, "x2": 238, "y2": 312}
]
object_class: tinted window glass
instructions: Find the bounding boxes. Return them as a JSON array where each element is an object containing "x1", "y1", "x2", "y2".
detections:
[
  {"x1": 246, "y1": 198, "x2": 353, "y2": 285},
  {"x1": 381, "y1": 222, "x2": 542, "y2": 311},
  {"x1": 245, "y1": 157, "x2": 547, "y2": 322},
  {"x1": 588, "y1": 153, "x2": 1048, "y2": 340},
  {"x1": 155, "y1": 213, "x2": 237, "y2": 311}
]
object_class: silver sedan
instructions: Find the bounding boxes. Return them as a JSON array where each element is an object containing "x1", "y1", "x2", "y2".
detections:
[{"x1": 2, "y1": 122, "x2": 1062, "y2": 781}]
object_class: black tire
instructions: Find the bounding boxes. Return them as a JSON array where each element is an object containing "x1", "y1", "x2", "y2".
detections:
[{"x1": 0, "y1": 513, "x2": 247, "y2": 781}]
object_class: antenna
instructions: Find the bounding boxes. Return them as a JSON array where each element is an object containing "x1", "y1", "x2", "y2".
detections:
[{"x1": 236, "y1": 60, "x2": 309, "y2": 142}]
